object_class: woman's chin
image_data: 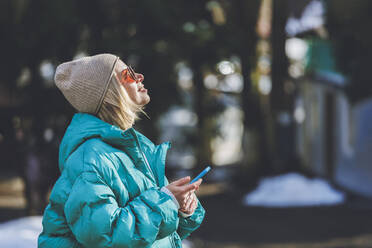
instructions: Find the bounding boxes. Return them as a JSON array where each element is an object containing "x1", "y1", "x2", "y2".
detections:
[{"x1": 141, "y1": 95, "x2": 151, "y2": 105}]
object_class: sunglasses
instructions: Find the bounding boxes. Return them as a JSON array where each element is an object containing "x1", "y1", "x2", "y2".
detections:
[{"x1": 120, "y1": 65, "x2": 138, "y2": 84}]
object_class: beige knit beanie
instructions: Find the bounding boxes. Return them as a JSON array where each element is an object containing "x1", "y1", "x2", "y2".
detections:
[{"x1": 55, "y1": 53, "x2": 119, "y2": 115}]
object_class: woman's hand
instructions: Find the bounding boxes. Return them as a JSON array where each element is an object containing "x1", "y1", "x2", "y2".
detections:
[
  {"x1": 179, "y1": 192, "x2": 198, "y2": 215},
  {"x1": 166, "y1": 177, "x2": 202, "y2": 209}
]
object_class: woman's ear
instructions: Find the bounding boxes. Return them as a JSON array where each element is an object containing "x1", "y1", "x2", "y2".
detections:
[{"x1": 113, "y1": 70, "x2": 122, "y2": 86}]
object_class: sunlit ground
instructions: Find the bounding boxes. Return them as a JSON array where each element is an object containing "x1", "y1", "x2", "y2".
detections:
[
  {"x1": 189, "y1": 234, "x2": 372, "y2": 248},
  {"x1": 191, "y1": 180, "x2": 372, "y2": 248}
]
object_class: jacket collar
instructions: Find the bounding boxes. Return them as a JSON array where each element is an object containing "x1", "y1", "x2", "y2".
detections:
[{"x1": 59, "y1": 113, "x2": 169, "y2": 186}]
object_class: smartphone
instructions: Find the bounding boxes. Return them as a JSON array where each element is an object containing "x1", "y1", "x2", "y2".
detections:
[{"x1": 190, "y1": 166, "x2": 211, "y2": 184}]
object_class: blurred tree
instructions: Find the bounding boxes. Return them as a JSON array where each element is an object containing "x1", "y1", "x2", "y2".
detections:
[
  {"x1": 75, "y1": 0, "x2": 194, "y2": 141},
  {"x1": 0, "y1": 0, "x2": 264, "y2": 187},
  {"x1": 0, "y1": 0, "x2": 81, "y2": 213},
  {"x1": 175, "y1": 0, "x2": 226, "y2": 172},
  {"x1": 70, "y1": 0, "x2": 262, "y2": 174},
  {"x1": 169, "y1": 0, "x2": 262, "y2": 173},
  {"x1": 225, "y1": 0, "x2": 263, "y2": 181},
  {"x1": 270, "y1": 0, "x2": 295, "y2": 172}
]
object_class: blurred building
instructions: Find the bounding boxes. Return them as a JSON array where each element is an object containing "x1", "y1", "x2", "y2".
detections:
[{"x1": 294, "y1": 38, "x2": 372, "y2": 198}]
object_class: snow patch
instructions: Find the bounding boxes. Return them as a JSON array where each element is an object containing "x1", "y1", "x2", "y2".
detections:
[
  {"x1": 243, "y1": 173, "x2": 345, "y2": 207},
  {"x1": 0, "y1": 216, "x2": 42, "y2": 248}
]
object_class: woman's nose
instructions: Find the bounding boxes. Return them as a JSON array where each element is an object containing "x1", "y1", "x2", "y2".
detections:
[{"x1": 136, "y1": 73, "x2": 144, "y2": 83}]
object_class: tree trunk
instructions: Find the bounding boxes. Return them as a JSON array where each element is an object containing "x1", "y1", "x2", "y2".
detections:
[
  {"x1": 192, "y1": 59, "x2": 211, "y2": 174},
  {"x1": 270, "y1": 0, "x2": 294, "y2": 172}
]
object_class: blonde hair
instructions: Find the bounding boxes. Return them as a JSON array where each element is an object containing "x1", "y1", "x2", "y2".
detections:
[{"x1": 97, "y1": 71, "x2": 145, "y2": 130}]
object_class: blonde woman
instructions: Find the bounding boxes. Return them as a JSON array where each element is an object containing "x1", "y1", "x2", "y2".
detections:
[{"x1": 38, "y1": 54, "x2": 205, "y2": 248}]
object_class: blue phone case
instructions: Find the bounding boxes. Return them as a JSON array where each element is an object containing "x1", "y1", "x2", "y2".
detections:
[{"x1": 190, "y1": 166, "x2": 211, "y2": 184}]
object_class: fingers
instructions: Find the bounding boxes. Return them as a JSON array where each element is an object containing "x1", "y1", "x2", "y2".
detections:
[
  {"x1": 180, "y1": 195, "x2": 197, "y2": 214},
  {"x1": 180, "y1": 194, "x2": 192, "y2": 211},
  {"x1": 184, "y1": 179, "x2": 202, "y2": 192},
  {"x1": 172, "y1": 176, "x2": 191, "y2": 186},
  {"x1": 190, "y1": 196, "x2": 197, "y2": 211},
  {"x1": 168, "y1": 177, "x2": 202, "y2": 209},
  {"x1": 177, "y1": 178, "x2": 203, "y2": 195},
  {"x1": 185, "y1": 193, "x2": 194, "y2": 208},
  {"x1": 192, "y1": 178, "x2": 203, "y2": 187},
  {"x1": 179, "y1": 183, "x2": 197, "y2": 193},
  {"x1": 172, "y1": 177, "x2": 202, "y2": 187}
]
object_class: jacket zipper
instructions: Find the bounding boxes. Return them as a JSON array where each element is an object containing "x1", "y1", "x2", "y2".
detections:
[
  {"x1": 169, "y1": 234, "x2": 176, "y2": 248},
  {"x1": 131, "y1": 131, "x2": 175, "y2": 247},
  {"x1": 142, "y1": 151, "x2": 156, "y2": 181},
  {"x1": 131, "y1": 131, "x2": 157, "y2": 182}
]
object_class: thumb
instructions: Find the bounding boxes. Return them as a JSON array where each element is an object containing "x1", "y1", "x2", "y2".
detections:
[
  {"x1": 179, "y1": 183, "x2": 197, "y2": 193},
  {"x1": 172, "y1": 176, "x2": 191, "y2": 186}
]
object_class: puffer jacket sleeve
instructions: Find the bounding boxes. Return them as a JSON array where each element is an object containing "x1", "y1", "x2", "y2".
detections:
[
  {"x1": 64, "y1": 171, "x2": 179, "y2": 248},
  {"x1": 177, "y1": 198, "x2": 205, "y2": 240},
  {"x1": 163, "y1": 176, "x2": 206, "y2": 240}
]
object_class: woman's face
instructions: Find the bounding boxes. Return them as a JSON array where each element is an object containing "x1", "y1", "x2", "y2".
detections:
[{"x1": 116, "y1": 60, "x2": 150, "y2": 106}]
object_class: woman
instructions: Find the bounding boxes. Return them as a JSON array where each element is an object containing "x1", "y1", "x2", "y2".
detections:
[{"x1": 38, "y1": 54, "x2": 205, "y2": 248}]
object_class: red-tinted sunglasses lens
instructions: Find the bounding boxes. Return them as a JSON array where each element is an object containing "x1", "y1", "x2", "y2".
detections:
[{"x1": 121, "y1": 66, "x2": 137, "y2": 83}]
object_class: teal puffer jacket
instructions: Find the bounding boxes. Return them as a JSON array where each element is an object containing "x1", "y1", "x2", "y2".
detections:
[{"x1": 38, "y1": 113, "x2": 205, "y2": 248}]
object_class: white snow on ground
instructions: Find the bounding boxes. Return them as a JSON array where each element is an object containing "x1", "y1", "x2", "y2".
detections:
[
  {"x1": 243, "y1": 173, "x2": 345, "y2": 207},
  {"x1": 182, "y1": 239, "x2": 195, "y2": 248},
  {"x1": 0, "y1": 216, "x2": 42, "y2": 248}
]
